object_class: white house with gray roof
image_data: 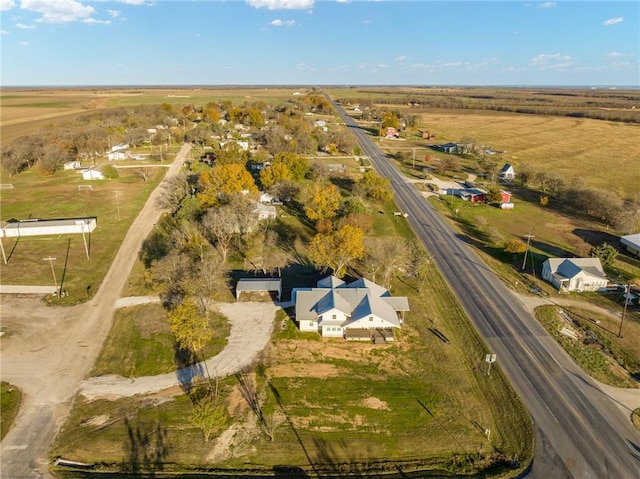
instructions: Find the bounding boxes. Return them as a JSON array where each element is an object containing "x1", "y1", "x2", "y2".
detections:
[
  {"x1": 293, "y1": 276, "x2": 409, "y2": 341},
  {"x1": 541, "y1": 257, "x2": 608, "y2": 292}
]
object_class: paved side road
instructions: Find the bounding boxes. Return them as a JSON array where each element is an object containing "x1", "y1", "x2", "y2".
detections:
[{"x1": 0, "y1": 144, "x2": 191, "y2": 479}]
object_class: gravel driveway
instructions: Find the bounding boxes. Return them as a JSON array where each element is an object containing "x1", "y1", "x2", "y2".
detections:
[{"x1": 79, "y1": 300, "x2": 280, "y2": 400}]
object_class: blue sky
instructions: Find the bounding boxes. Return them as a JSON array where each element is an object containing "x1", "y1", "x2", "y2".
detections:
[{"x1": 1, "y1": 1, "x2": 638, "y2": 87}]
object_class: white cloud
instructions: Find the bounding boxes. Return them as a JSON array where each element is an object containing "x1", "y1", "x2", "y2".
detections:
[
  {"x1": 116, "y1": 0, "x2": 147, "y2": 5},
  {"x1": 20, "y1": 40, "x2": 29, "y2": 45},
  {"x1": 270, "y1": 19, "x2": 296, "y2": 26},
  {"x1": 529, "y1": 53, "x2": 572, "y2": 66},
  {"x1": 1, "y1": 29, "x2": 9, "y2": 34},
  {"x1": 16, "y1": 22, "x2": 36, "y2": 28},
  {"x1": 539, "y1": 2, "x2": 556, "y2": 8},
  {"x1": 106, "y1": 9, "x2": 120, "y2": 18},
  {"x1": 394, "y1": 55, "x2": 407, "y2": 62},
  {"x1": 21, "y1": 0, "x2": 98, "y2": 23},
  {"x1": 83, "y1": 18, "x2": 110, "y2": 24},
  {"x1": 603, "y1": 17, "x2": 623, "y2": 26},
  {"x1": 296, "y1": 62, "x2": 317, "y2": 71},
  {"x1": 0, "y1": 0, "x2": 15, "y2": 11},
  {"x1": 247, "y1": 0, "x2": 314, "y2": 10}
]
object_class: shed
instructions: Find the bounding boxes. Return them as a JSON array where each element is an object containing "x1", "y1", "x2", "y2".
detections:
[
  {"x1": 235, "y1": 278, "x2": 282, "y2": 301},
  {"x1": 1, "y1": 217, "x2": 97, "y2": 238},
  {"x1": 620, "y1": 233, "x2": 640, "y2": 257}
]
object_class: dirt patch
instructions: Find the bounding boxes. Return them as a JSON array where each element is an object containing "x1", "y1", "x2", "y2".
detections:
[
  {"x1": 362, "y1": 396, "x2": 390, "y2": 410},
  {"x1": 268, "y1": 363, "x2": 340, "y2": 379},
  {"x1": 206, "y1": 414, "x2": 261, "y2": 463},
  {"x1": 227, "y1": 384, "x2": 250, "y2": 417},
  {"x1": 82, "y1": 414, "x2": 109, "y2": 427}
]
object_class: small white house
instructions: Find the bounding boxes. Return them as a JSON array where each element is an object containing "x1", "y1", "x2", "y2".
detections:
[
  {"x1": 63, "y1": 161, "x2": 81, "y2": 170},
  {"x1": 499, "y1": 163, "x2": 515, "y2": 181},
  {"x1": 252, "y1": 201, "x2": 276, "y2": 221},
  {"x1": 82, "y1": 168, "x2": 104, "y2": 180},
  {"x1": 541, "y1": 257, "x2": 608, "y2": 292}
]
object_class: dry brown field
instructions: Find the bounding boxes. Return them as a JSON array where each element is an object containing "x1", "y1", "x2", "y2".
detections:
[{"x1": 394, "y1": 106, "x2": 640, "y2": 199}]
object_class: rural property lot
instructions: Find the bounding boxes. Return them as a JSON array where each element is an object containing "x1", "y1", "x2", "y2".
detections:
[{"x1": 0, "y1": 144, "x2": 191, "y2": 479}]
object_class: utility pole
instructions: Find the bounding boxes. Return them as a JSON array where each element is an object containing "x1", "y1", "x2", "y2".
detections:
[
  {"x1": 522, "y1": 233, "x2": 535, "y2": 271},
  {"x1": 43, "y1": 256, "x2": 58, "y2": 293},
  {"x1": 618, "y1": 284, "x2": 631, "y2": 338},
  {"x1": 114, "y1": 190, "x2": 121, "y2": 221},
  {"x1": 412, "y1": 148, "x2": 417, "y2": 170}
]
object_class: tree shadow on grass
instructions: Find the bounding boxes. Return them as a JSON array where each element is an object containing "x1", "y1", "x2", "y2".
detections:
[{"x1": 121, "y1": 417, "x2": 170, "y2": 477}]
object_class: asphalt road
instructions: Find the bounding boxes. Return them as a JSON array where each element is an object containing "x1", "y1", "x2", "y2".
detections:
[{"x1": 330, "y1": 98, "x2": 640, "y2": 479}]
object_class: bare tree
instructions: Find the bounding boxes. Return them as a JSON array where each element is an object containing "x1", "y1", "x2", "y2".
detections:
[{"x1": 136, "y1": 168, "x2": 153, "y2": 183}]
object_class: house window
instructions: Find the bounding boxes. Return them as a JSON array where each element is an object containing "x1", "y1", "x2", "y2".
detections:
[
  {"x1": 332, "y1": 314, "x2": 337, "y2": 319},
  {"x1": 369, "y1": 316, "x2": 374, "y2": 321}
]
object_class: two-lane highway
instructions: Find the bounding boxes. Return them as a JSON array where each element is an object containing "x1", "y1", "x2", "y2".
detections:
[{"x1": 329, "y1": 96, "x2": 640, "y2": 478}]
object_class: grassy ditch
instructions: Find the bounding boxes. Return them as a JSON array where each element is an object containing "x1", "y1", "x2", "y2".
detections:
[
  {"x1": 1, "y1": 382, "x2": 22, "y2": 441},
  {"x1": 91, "y1": 303, "x2": 230, "y2": 378},
  {"x1": 534, "y1": 305, "x2": 639, "y2": 388}
]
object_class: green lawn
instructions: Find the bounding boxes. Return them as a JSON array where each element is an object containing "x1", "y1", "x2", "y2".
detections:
[
  {"x1": 1, "y1": 382, "x2": 22, "y2": 441},
  {"x1": 92, "y1": 303, "x2": 230, "y2": 378},
  {"x1": 0, "y1": 167, "x2": 165, "y2": 304}
]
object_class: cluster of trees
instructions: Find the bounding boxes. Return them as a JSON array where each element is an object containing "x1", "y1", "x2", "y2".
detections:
[{"x1": 515, "y1": 166, "x2": 640, "y2": 233}]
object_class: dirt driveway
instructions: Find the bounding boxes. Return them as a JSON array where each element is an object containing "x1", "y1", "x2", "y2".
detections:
[{"x1": 1, "y1": 146, "x2": 192, "y2": 479}]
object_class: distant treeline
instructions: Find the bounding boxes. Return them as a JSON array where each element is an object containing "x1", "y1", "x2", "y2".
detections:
[{"x1": 344, "y1": 88, "x2": 640, "y2": 124}]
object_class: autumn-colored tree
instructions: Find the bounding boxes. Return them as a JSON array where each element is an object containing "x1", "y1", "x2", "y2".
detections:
[
  {"x1": 259, "y1": 160, "x2": 292, "y2": 190},
  {"x1": 191, "y1": 394, "x2": 228, "y2": 442},
  {"x1": 381, "y1": 111, "x2": 400, "y2": 129},
  {"x1": 356, "y1": 170, "x2": 393, "y2": 203},
  {"x1": 214, "y1": 142, "x2": 249, "y2": 165},
  {"x1": 168, "y1": 297, "x2": 213, "y2": 354},
  {"x1": 274, "y1": 152, "x2": 309, "y2": 180},
  {"x1": 504, "y1": 239, "x2": 527, "y2": 254},
  {"x1": 303, "y1": 183, "x2": 341, "y2": 222},
  {"x1": 198, "y1": 164, "x2": 257, "y2": 207},
  {"x1": 308, "y1": 224, "x2": 365, "y2": 278},
  {"x1": 539, "y1": 195, "x2": 549, "y2": 207}
]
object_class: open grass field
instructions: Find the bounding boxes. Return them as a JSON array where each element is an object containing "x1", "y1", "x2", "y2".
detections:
[{"x1": 0, "y1": 166, "x2": 165, "y2": 304}]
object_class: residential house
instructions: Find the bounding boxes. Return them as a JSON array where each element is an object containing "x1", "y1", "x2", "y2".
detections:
[
  {"x1": 541, "y1": 258, "x2": 608, "y2": 292},
  {"x1": 64, "y1": 161, "x2": 81, "y2": 170},
  {"x1": 499, "y1": 163, "x2": 516, "y2": 181},
  {"x1": 81, "y1": 168, "x2": 105, "y2": 180},
  {"x1": 107, "y1": 143, "x2": 130, "y2": 161},
  {"x1": 252, "y1": 201, "x2": 277, "y2": 221},
  {"x1": 432, "y1": 142, "x2": 458, "y2": 154},
  {"x1": 385, "y1": 127, "x2": 399, "y2": 138},
  {"x1": 293, "y1": 276, "x2": 409, "y2": 342}
]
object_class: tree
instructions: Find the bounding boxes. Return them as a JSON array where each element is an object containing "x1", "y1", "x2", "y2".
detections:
[
  {"x1": 308, "y1": 224, "x2": 365, "y2": 278},
  {"x1": 275, "y1": 152, "x2": 309, "y2": 180},
  {"x1": 362, "y1": 238, "x2": 410, "y2": 288},
  {"x1": 303, "y1": 183, "x2": 341, "y2": 222},
  {"x1": 102, "y1": 164, "x2": 119, "y2": 179},
  {"x1": 168, "y1": 297, "x2": 213, "y2": 354},
  {"x1": 589, "y1": 242, "x2": 618, "y2": 267},
  {"x1": 381, "y1": 111, "x2": 399, "y2": 129},
  {"x1": 504, "y1": 239, "x2": 527, "y2": 254},
  {"x1": 148, "y1": 251, "x2": 192, "y2": 297},
  {"x1": 156, "y1": 173, "x2": 191, "y2": 215},
  {"x1": 259, "y1": 160, "x2": 292, "y2": 190},
  {"x1": 406, "y1": 241, "x2": 431, "y2": 292},
  {"x1": 191, "y1": 394, "x2": 227, "y2": 443},
  {"x1": 135, "y1": 168, "x2": 153, "y2": 183},
  {"x1": 201, "y1": 205, "x2": 238, "y2": 262},
  {"x1": 198, "y1": 163, "x2": 257, "y2": 207},
  {"x1": 485, "y1": 185, "x2": 503, "y2": 204},
  {"x1": 356, "y1": 170, "x2": 393, "y2": 203}
]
